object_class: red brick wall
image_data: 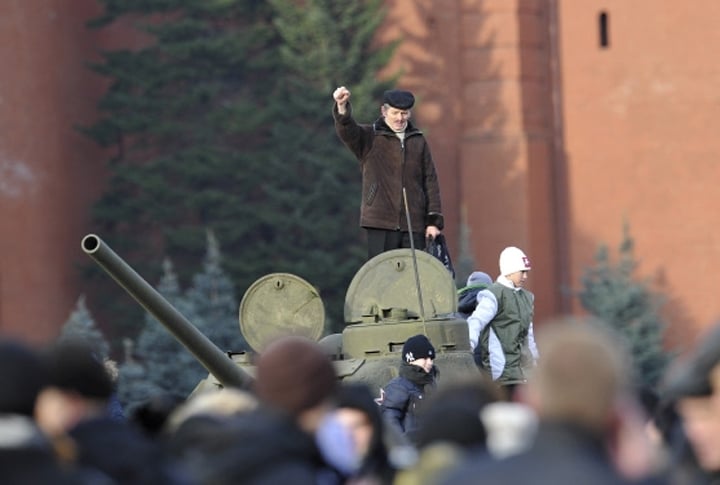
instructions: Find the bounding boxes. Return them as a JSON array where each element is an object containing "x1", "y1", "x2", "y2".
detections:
[
  {"x1": 557, "y1": 0, "x2": 720, "y2": 345},
  {"x1": 377, "y1": 0, "x2": 561, "y2": 322},
  {"x1": 379, "y1": 0, "x2": 720, "y2": 348},
  {"x1": 0, "y1": 1, "x2": 138, "y2": 342},
  {"x1": 2, "y1": 0, "x2": 717, "y2": 351}
]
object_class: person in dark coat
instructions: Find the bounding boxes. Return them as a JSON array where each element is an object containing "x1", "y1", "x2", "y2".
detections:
[
  {"x1": 35, "y1": 339, "x2": 186, "y2": 484},
  {"x1": 0, "y1": 339, "x2": 106, "y2": 485},
  {"x1": 660, "y1": 322, "x2": 720, "y2": 483},
  {"x1": 167, "y1": 336, "x2": 348, "y2": 485},
  {"x1": 332, "y1": 86, "x2": 445, "y2": 260},
  {"x1": 170, "y1": 408, "x2": 334, "y2": 485},
  {"x1": 336, "y1": 383, "x2": 396, "y2": 484},
  {"x1": 377, "y1": 334, "x2": 438, "y2": 444},
  {"x1": 394, "y1": 375, "x2": 502, "y2": 485},
  {"x1": 441, "y1": 317, "x2": 660, "y2": 485}
]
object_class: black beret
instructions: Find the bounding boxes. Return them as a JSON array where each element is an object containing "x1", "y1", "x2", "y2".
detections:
[{"x1": 383, "y1": 89, "x2": 415, "y2": 110}]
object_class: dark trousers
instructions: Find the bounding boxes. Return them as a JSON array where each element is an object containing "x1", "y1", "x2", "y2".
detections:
[{"x1": 366, "y1": 228, "x2": 425, "y2": 260}]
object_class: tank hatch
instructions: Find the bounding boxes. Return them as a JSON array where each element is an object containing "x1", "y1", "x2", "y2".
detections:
[
  {"x1": 344, "y1": 248, "x2": 457, "y2": 324},
  {"x1": 239, "y1": 273, "x2": 325, "y2": 352}
]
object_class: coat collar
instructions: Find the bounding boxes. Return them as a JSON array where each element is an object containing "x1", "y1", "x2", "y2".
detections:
[{"x1": 372, "y1": 117, "x2": 422, "y2": 137}]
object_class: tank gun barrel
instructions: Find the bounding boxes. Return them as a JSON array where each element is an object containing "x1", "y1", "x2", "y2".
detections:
[{"x1": 81, "y1": 234, "x2": 251, "y2": 390}]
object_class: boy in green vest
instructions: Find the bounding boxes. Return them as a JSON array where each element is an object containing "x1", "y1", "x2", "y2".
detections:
[{"x1": 467, "y1": 247, "x2": 539, "y2": 388}]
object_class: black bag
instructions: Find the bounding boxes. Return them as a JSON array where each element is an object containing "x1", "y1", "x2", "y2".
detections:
[{"x1": 425, "y1": 234, "x2": 455, "y2": 278}]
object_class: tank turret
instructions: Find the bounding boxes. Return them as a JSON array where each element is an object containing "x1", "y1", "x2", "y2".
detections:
[
  {"x1": 239, "y1": 248, "x2": 479, "y2": 394},
  {"x1": 338, "y1": 249, "x2": 478, "y2": 393}
]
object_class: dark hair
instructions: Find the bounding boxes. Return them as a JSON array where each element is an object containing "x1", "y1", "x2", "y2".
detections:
[
  {"x1": 0, "y1": 340, "x2": 48, "y2": 416},
  {"x1": 254, "y1": 336, "x2": 337, "y2": 416},
  {"x1": 131, "y1": 393, "x2": 185, "y2": 437},
  {"x1": 416, "y1": 376, "x2": 501, "y2": 450},
  {"x1": 337, "y1": 383, "x2": 394, "y2": 482},
  {"x1": 43, "y1": 339, "x2": 114, "y2": 400}
]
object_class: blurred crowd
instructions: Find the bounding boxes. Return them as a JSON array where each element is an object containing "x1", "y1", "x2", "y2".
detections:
[{"x1": 2, "y1": 315, "x2": 720, "y2": 485}]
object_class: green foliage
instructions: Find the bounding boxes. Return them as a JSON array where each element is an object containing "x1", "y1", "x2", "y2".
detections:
[
  {"x1": 117, "y1": 231, "x2": 248, "y2": 410},
  {"x1": 83, "y1": 0, "x2": 396, "y2": 339},
  {"x1": 577, "y1": 224, "x2": 671, "y2": 388},
  {"x1": 185, "y1": 229, "x2": 246, "y2": 352},
  {"x1": 117, "y1": 258, "x2": 206, "y2": 409},
  {"x1": 269, "y1": 0, "x2": 396, "y2": 101},
  {"x1": 60, "y1": 295, "x2": 111, "y2": 361},
  {"x1": 116, "y1": 341, "x2": 166, "y2": 413}
]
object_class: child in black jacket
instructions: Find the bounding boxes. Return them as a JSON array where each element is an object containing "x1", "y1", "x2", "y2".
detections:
[{"x1": 377, "y1": 335, "x2": 438, "y2": 443}]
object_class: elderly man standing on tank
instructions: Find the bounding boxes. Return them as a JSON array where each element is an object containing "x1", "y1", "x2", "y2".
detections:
[
  {"x1": 467, "y1": 246, "x2": 539, "y2": 391},
  {"x1": 332, "y1": 86, "x2": 445, "y2": 260}
]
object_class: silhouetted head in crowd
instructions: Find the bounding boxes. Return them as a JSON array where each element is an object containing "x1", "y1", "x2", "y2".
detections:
[
  {"x1": 254, "y1": 336, "x2": 338, "y2": 434},
  {"x1": 466, "y1": 271, "x2": 492, "y2": 287},
  {"x1": 336, "y1": 383, "x2": 395, "y2": 482},
  {"x1": 0, "y1": 339, "x2": 48, "y2": 416},
  {"x1": 35, "y1": 338, "x2": 115, "y2": 436},
  {"x1": 416, "y1": 375, "x2": 502, "y2": 450},
  {"x1": 520, "y1": 317, "x2": 632, "y2": 433},
  {"x1": 131, "y1": 392, "x2": 185, "y2": 438},
  {"x1": 165, "y1": 388, "x2": 258, "y2": 434},
  {"x1": 44, "y1": 338, "x2": 114, "y2": 400},
  {"x1": 663, "y1": 324, "x2": 720, "y2": 401},
  {"x1": 662, "y1": 323, "x2": 720, "y2": 474}
]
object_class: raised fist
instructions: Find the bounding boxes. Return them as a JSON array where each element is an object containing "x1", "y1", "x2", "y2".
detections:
[{"x1": 333, "y1": 86, "x2": 351, "y2": 105}]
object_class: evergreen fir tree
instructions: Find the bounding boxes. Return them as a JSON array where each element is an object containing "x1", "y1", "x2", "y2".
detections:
[
  {"x1": 82, "y1": 0, "x2": 280, "y2": 340},
  {"x1": 82, "y1": 0, "x2": 396, "y2": 338},
  {"x1": 577, "y1": 224, "x2": 672, "y2": 388},
  {"x1": 117, "y1": 258, "x2": 208, "y2": 410},
  {"x1": 185, "y1": 229, "x2": 247, "y2": 352},
  {"x1": 263, "y1": 0, "x2": 397, "y2": 331},
  {"x1": 116, "y1": 337, "x2": 163, "y2": 414},
  {"x1": 59, "y1": 294, "x2": 111, "y2": 361},
  {"x1": 62, "y1": 295, "x2": 124, "y2": 418}
]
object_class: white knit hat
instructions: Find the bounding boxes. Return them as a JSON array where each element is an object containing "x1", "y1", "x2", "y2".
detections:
[{"x1": 499, "y1": 246, "x2": 531, "y2": 276}]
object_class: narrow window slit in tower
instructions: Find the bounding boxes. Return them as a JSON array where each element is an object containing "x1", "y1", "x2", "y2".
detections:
[{"x1": 599, "y1": 11, "x2": 610, "y2": 48}]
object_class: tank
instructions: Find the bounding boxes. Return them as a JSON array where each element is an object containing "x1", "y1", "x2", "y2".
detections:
[
  {"x1": 238, "y1": 249, "x2": 479, "y2": 395},
  {"x1": 82, "y1": 234, "x2": 480, "y2": 396}
]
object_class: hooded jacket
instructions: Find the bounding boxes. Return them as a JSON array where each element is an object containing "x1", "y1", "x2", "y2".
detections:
[
  {"x1": 333, "y1": 102, "x2": 443, "y2": 232},
  {"x1": 457, "y1": 283, "x2": 491, "y2": 319}
]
